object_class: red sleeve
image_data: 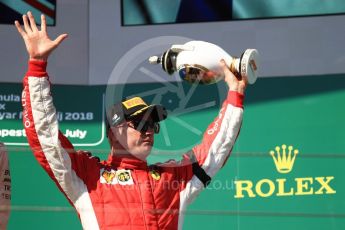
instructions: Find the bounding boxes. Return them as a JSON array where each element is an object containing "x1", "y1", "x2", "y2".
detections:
[
  {"x1": 177, "y1": 91, "x2": 244, "y2": 204},
  {"x1": 22, "y1": 60, "x2": 90, "y2": 207},
  {"x1": 192, "y1": 91, "x2": 244, "y2": 167}
]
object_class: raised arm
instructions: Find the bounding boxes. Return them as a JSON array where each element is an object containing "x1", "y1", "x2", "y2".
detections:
[
  {"x1": 179, "y1": 60, "x2": 247, "y2": 206},
  {"x1": 16, "y1": 11, "x2": 75, "y2": 182},
  {"x1": 193, "y1": 60, "x2": 246, "y2": 172},
  {"x1": 16, "y1": 13, "x2": 99, "y2": 228}
]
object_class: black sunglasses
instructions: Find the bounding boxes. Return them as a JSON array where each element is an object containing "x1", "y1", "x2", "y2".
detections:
[{"x1": 127, "y1": 119, "x2": 160, "y2": 134}]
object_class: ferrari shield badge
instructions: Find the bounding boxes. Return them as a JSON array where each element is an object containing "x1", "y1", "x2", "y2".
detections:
[{"x1": 150, "y1": 170, "x2": 161, "y2": 181}]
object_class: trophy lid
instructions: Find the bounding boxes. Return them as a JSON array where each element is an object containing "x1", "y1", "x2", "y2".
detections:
[{"x1": 240, "y1": 49, "x2": 259, "y2": 84}]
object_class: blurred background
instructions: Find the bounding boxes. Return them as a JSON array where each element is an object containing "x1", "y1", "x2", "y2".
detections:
[{"x1": 0, "y1": 0, "x2": 345, "y2": 229}]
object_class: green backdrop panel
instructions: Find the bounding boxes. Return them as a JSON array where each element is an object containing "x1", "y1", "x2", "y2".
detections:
[{"x1": 1, "y1": 73, "x2": 344, "y2": 229}]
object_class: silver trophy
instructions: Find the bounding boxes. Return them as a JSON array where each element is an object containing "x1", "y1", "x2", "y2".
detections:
[{"x1": 149, "y1": 41, "x2": 259, "y2": 85}]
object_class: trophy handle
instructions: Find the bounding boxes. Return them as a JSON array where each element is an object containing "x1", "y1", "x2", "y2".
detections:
[{"x1": 170, "y1": 44, "x2": 195, "y2": 52}]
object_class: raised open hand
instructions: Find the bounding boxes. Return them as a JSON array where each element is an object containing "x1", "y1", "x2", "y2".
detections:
[{"x1": 15, "y1": 12, "x2": 67, "y2": 61}]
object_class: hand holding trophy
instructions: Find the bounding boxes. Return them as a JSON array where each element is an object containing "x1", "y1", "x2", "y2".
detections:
[{"x1": 149, "y1": 41, "x2": 259, "y2": 85}]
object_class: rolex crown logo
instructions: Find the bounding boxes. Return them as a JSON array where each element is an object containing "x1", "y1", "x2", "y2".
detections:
[{"x1": 270, "y1": 144, "x2": 299, "y2": 174}]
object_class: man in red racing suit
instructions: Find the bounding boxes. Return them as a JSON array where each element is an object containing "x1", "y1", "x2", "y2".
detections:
[{"x1": 16, "y1": 12, "x2": 246, "y2": 230}]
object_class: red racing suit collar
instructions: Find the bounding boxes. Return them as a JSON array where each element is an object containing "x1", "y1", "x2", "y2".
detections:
[{"x1": 106, "y1": 154, "x2": 148, "y2": 170}]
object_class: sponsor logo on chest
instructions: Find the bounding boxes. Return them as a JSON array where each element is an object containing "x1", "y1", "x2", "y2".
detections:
[{"x1": 100, "y1": 169, "x2": 134, "y2": 185}]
